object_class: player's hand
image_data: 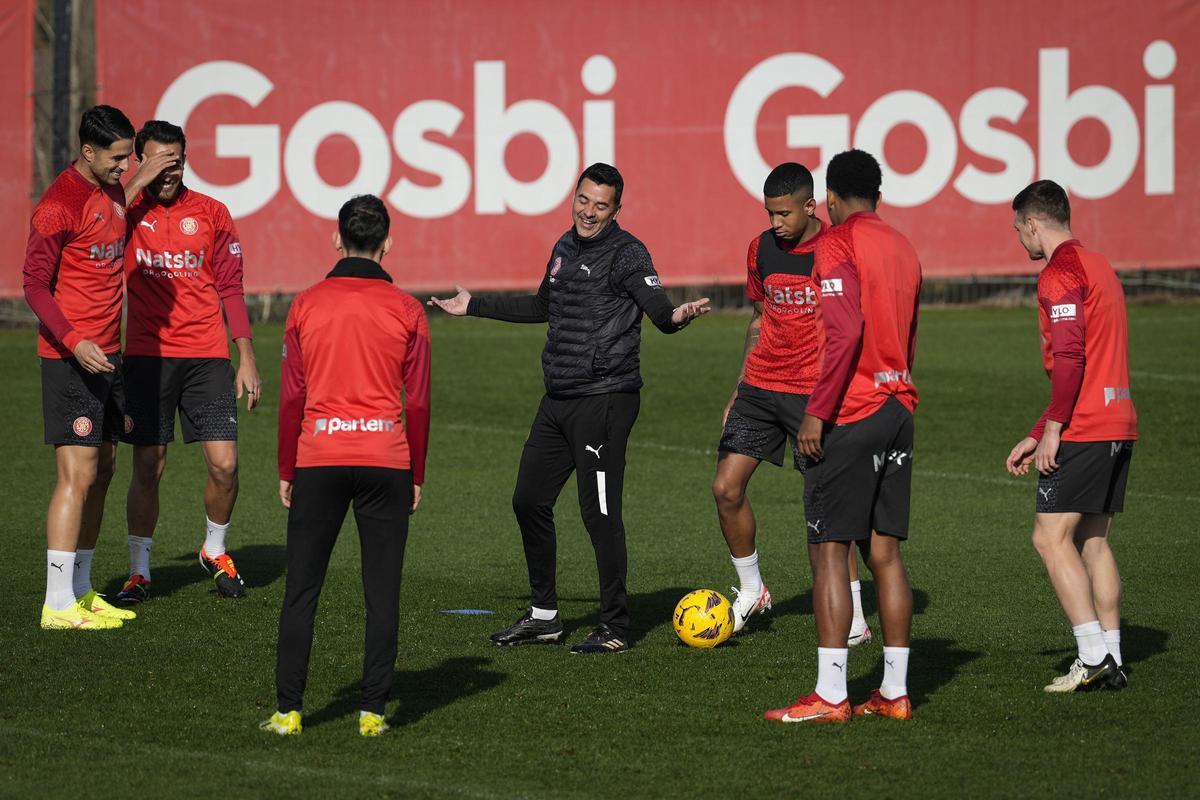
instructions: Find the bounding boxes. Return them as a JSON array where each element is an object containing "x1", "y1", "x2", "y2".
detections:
[
  {"x1": 279, "y1": 480, "x2": 293, "y2": 508},
  {"x1": 73, "y1": 340, "x2": 114, "y2": 373},
  {"x1": 126, "y1": 149, "x2": 181, "y2": 199},
  {"x1": 236, "y1": 356, "x2": 263, "y2": 410},
  {"x1": 427, "y1": 286, "x2": 472, "y2": 316},
  {"x1": 411, "y1": 485, "x2": 422, "y2": 514},
  {"x1": 797, "y1": 413, "x2": 825, "y2": 460},
  {"x1": 1005, "y1": 437, "x2": 1038, "y2": 476},
  {"x1": 1034, "y1": 427, "x2": 1062, "y2": 475},
  {"x1": 672, "y1": 298, "x2": 711, "y2": 326}
]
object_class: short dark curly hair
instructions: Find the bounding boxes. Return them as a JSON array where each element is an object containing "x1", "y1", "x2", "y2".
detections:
[
  {"x1": 1012, "y1": 180, "x2": 1070, "y2": 226},
  {"x1": 825, "y1": 149, "x2": 882, "y2": 204}
]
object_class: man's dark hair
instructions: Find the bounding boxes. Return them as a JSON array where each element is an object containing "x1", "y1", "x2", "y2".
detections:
[
  {"x1": 763, "y1": 162, "x2": 814, "y2": 199},
  {"x1": 825, "y1": 149, "x2": 882, "y2": 204},
  {"x1": 78, "y1": 105, "x2": 135, "y2": 150},
  {"x1": 576, "y1": 162, "x2": 624, "y2": 206},
  {"x1": 135, "y1": 120, "x2": 187, "y2": 159},
  {"x1": 1012, "y1": 180, "x2": 1071, "y2": 226},
  {"x1": 338, "y1": 195, "x2": 390, "y2": 254}
]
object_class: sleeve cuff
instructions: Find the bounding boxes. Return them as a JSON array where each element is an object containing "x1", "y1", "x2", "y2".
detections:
[{"x1": 61, "y1": 330, "x2": 82, "y2": 353}]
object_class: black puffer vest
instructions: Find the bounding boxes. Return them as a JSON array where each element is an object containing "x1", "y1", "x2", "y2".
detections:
[{"x1": 542, "y1": 221, "x2": 646, "y2": 397}]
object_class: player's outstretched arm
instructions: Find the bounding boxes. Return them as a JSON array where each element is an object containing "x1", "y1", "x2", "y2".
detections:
[
  {"x1": 1006, "y1": 437, "x2": 1038, "y2": 476},
  {"x1": 671, "y1": 298, "x2": 712, "y2": 326},
  {"x1": 427, "y1": 286, "x2": 472, "y2": 316}
]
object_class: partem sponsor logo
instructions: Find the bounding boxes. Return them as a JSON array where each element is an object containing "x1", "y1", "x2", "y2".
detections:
[
  {"x1": 312, "y1": 417, "x2": 397, "y2": 436},
  {"x1": 873, "y1": 369, "x2": 912, "y2": 387},
  {"x1": 1103, "y1": 386, "x2": 1132, "y2": 406}
]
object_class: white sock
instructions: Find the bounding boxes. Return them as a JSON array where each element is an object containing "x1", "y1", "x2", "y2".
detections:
[
  {"x1": 815, "y1": 647, "x2": 849, "y2": 704},
  {"x1": 72, "y1": 548, "x2": 94, "y2": 598},
  {"x1": 530, "y1": 606, "x2": 558, "y2": 621},
  {"x1": 45, "y1": 549, "x2": 76, "y2": 610},
  {"x1": 850, "y1": 580, "x2": 866, "y2": 628},
  {"x1": 731, "y1": 551, "x2": 762, "y2": 602},
  {"x1": 204, "y1": 517, "x2": 230, "y2": 557},
  {"x1": 129, "y1": 534, "x2": 153, "y2": 580},
  {"x1": 1103, "y1": 629, "x2": 1122, "y2": 666},
  {"x1": 1072, "y1": 620, "x2": 1108, "y2": 665},
  {"x1": 881, "y1": 646, "x2": 910, "y2": 699}
]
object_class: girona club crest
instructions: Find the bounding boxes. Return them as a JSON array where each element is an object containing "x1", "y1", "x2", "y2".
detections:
[
  {"x1": 72, "y1": 417, "x2": 93, "y2": 437},
  {"x1": 180, "y1": 216, "x2": 199, "y2": 235},
  {"x1": 112, "y1": 201, "x2": 125, "y2": 219},
  {"x1": 550, "y1": 257, "x2": 563, "y2": 276},
  {"x1": 124, "y1": 415, "x2": 135, "y2": 434}
]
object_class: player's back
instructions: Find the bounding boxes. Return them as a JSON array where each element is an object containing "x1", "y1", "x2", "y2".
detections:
[
  {"x1": 1038, "y1": 242, "x2": 1137, "y2": 442},
  {"x1": 290, "y1": 273, "x2": 428, "y2": 470},
  {"x1": 823, "y1": 212, "x2": 921, "y2": 422}
]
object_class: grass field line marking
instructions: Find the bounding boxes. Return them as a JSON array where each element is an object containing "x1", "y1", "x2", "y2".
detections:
[
  {"x1": 0, "y1": 724, "x2": 511, "y2": 799},
  {"x1": 441, "y1": 422, "x2": 1199, "y2": 503}
]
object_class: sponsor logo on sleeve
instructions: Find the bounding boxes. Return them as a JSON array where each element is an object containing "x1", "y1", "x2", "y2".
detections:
[
  {"x1": 820, "y1": 277, "x2": 843, "y2": 296},
  {"x1": 644, "y1": 275, "x2": 660, "y2": 287},
  {"x1": 1050, "y1": 303, "x2": 1077, "y2": 321},
  {"x1": 229, "y1": 241, "x2": 242, "y2": 255}
]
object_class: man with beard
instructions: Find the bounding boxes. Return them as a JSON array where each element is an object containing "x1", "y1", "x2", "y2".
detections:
[{"x1": 117, "y1": 120, "x2": 261, "y2": 603}]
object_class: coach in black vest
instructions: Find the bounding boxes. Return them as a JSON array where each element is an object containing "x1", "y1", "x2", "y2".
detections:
[{"x1": 429, "y1": 163, "x2": 710, "y2": 653}]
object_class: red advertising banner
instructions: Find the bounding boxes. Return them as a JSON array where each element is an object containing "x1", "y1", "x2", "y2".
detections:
[
  {"x1": 0, "y1": 0, "x2": 32, "y2": 298},
  {"x1": 94, "y1": 1, "x2": 1198, "y2": 294}
]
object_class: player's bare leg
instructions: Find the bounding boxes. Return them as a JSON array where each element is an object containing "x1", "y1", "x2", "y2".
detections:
[
  {"x1": 1075, "y1": 512, "x2": 1123, "y2": 669},
  {"x1": 1032, "y1": 512, "x2": 1097, "y2": 625},
  {"x1": 713, "y1": 452, "x2": 772, "y2": 631},
  {"x1": 201, "y1": 440, "x2": 239, "y2": 526},
  {"x1": 198, "y1": 440, "x2": 246, "y2": 597},
  {"x1": 713, "y1": 452, "x2": 760, "y2": 557},
  {"x1": 854, "y1": 530, "x2": 913, "y2": 716},
  {"x1": 861, "y1": 531, "x2": 911, "y2": 646},
  {"x1": 1033, "y1": 511, "x2": 1115, "y2": 689},
  {"x1": 47, "y1": 445, "x2": 102, "y2": 552},
  {"x1": 810, "y1": 540, "x2": 853, "y2": 646},
  {"x1": 127, "y1": 444, "x2": 168, "y2": 541}
]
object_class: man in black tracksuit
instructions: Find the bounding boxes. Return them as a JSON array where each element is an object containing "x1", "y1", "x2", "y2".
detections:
[{"x1": 429, "y1": 163, "x2": 709, "y2": 653}]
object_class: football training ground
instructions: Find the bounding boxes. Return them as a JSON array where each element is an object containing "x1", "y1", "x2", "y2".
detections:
[{"x1": 0, "y1": 305, "x2": 1195, "y2": 798}]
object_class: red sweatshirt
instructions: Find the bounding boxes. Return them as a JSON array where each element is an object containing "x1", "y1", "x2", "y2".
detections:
[
  {"x1": 808, "y1": 211, "x2": 922, "y2": 424},
  {"x1": 278, "y1": 258, "x2": 431, "y2": 484}
]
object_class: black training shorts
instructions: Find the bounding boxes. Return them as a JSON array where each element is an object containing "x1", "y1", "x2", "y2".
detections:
[
  {"x1": 122, "y1": 356, "x2": 238, "y2": 445},
  {"x1": 718, "y1": 382, "x2": 809, "y2": 471},
  {"x1": 1036, "y1": 440, "x2": 1133, "y2": 514},
  {"x1": 41, "y1": 354, "x2": 125, "y2": 446},
  {"x1": 803, "y1": 396, "x2": 914, "y2": 543}
]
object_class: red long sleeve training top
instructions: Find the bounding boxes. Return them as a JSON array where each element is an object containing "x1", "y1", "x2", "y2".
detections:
[
  {"x1": 807, "y1": 211, "x2": 922, "y2": 424},
  {"x1": 1028, "y1": 240, "x2": 1137, "y2": 443},
  {"x1": 278, "y1": 257, "x2": 431, "y2": 484},
  {"x1": 22, "y1": 165, "x2": 127, "y2": 358}
]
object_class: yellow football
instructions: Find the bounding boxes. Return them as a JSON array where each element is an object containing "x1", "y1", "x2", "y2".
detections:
[{"x1": 672, "y1": 589, "x2": 734, "y2": 648}]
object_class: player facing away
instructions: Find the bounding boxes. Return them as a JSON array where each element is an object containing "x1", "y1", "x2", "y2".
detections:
[
  {"x1": 265, "y1": 195, "x2": 430, "y2": 737},
  {"x1": 22, "y1": 106, "x2": 138, "y2": 629},
  {"x1": 1005, "y1": 180, "x2": 1135, "y2": 693},
  {"x1": 713, "y1": 162, "x2": 871, "y2": 644},
  {"x1": 117, "y1": 120, "x2": 261, "y2": 603},
  {"x1": 429, "y1": 163, "x2": 710, "y2": 654},
  {"x1": 765, "y1": 149, "x2": 921, "y2": 724}
]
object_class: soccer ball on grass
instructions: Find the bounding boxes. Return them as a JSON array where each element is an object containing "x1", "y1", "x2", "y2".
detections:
[{"x1": 672, "y1": 589, "x2": 734, "y2": 648}]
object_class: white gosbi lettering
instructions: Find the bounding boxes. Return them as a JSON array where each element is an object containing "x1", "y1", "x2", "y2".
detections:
[
  {"x1": 724, "y1": 41, "x2": 1176, "y2": 205},
  {"x1": 156, "y1": 55, "x2": 617, "y2": 221}
]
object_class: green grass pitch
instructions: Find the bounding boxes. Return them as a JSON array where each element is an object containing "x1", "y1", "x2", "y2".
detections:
[{"x1": 0, "y1": 305, "x2": 1196, "y2": 798}]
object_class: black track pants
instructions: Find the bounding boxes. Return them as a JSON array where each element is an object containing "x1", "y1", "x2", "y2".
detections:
[
  {"x1": 511, "y1": 392, "x2": 640, "y2": 636},
  {"x1": 275, "y1": 466, "x2": 412, "y2": 715}
]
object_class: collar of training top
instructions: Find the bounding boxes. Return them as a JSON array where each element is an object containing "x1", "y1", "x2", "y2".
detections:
[
  {"x1": 571, "y1": 219, "x2": 622, "y2": 249},
  {"x1": 326, "y1": 257, "x2": 393, "y2": 282}
]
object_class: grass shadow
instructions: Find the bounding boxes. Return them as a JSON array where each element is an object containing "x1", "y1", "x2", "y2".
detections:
[
  {"x1": 304, "y1": 656, "x2": 507, "y2": 729},
  {"x1": 100, "y1": 542, "x2": 287, "y2": 600},
  {"x1": 847, "y1": 637, "x2": 984, "y2": 708}
]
